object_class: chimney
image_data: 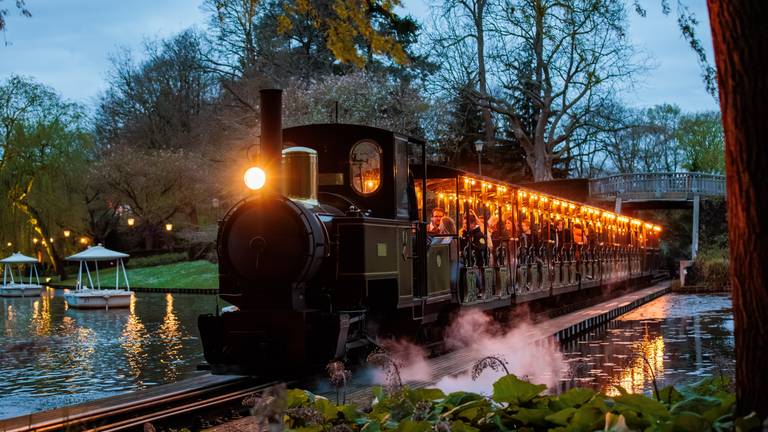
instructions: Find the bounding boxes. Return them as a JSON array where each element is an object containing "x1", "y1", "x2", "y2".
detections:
[{"x1": 258, "y1": 89, "x2": 283, "y2": 170}]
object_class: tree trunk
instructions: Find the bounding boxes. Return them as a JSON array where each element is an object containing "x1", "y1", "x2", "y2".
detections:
[
  {"x1": 475, "y1": 0, "x2": 495, "y2": 146},
  {"x1": 707, "y1": 0, "x2": 768, "y2": 417}
]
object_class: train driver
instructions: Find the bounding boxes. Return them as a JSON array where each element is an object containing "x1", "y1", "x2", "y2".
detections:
[{"x1": 428, "y1": 207, "x2": 446, "y2": 234}]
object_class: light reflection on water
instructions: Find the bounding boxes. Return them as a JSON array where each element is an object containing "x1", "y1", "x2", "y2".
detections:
[
  {"x1": 0, "y1": 288, "x2": 219, "y2": 419},
  {"x1": 560, "y1": 293, "x2": 734, "y2": 395}
]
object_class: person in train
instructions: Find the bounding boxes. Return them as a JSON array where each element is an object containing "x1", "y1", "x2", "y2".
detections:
[
  {"x1": 551, "y1": 219, "x2": 568, "y2": 248},
  {"x1": 572, "y1": 222, "x2": 585, "y2": 244},
  {"x1": 461, "y1": 213, "x2": 487, "y2": 266},
  {"x1": 428, "y1": 207, "x2": 446, "y2": 234},
  {"x1": 438, "y1": 216, "x2": 457, "y2": 235},
  {"x1": 520, "y1": 218, "x2": 535, "y2": 248}
]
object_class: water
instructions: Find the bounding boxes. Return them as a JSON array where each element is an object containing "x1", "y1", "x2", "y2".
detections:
[
  {"x1": 560, "y1": 293, "x2": 734, "y2": 396},
  {"x1": 0, "y1": 288, "x2": 220, "y2": 419}
]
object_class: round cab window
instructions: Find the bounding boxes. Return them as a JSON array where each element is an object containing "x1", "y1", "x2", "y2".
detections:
[{"x1": 349, "y1": 140, "x2": 382, "y2": 195}]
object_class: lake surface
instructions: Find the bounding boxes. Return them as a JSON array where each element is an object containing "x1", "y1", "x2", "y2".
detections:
[
  {"x1": 0, "y1": 288, "x2": 220, "y2": 419},
  {"x1": 560, "y1": 293, "x2": 734, "y2": 395}
]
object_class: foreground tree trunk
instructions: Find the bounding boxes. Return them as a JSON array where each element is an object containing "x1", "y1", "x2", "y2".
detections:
[{"x1": 707, "y1": 1, "x2": 768, "y2": 417}]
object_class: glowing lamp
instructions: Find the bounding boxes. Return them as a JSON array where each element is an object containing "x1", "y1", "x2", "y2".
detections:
[
  {"x1": 32, "y1": 238, "x2": 38, "y2": 244},
  {"x1": 653, "y1": 225, "x2": 662, "y2": 232},
  {"x1": 244, "y1": 166, "x2": 267, "y2": 190},
  {"x1": 127, "y1": 218, "x2": 135, "y2": 227},
  {"x1": 365, "y1": 180, "x2": 375, "y2": 191},
  {"x1": 63, "y1": 230, "x2": 71, "y2": 238},
  {"x1": 165, "y1": 223, "x2": 173, "y2": 232},
  {"x1": 6, "y1": 242, "x2": 11, "y2": 247},
  {"x1": 79, "y1": 237, "x2": 88, "y2": 244}
]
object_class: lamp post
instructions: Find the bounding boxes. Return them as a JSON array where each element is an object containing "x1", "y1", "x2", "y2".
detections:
[{"x1": 474, "y1": 139, "x2": 484, "y2": 176}]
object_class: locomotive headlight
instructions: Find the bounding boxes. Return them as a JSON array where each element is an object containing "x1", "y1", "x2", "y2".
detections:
[{"x1": 244, "y1": 166, "x2": 267, "y2": 190}]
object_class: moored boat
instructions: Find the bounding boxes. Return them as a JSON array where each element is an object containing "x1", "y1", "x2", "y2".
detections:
[
  {"x1": 0, "y1": 252, "x2": 43, "y2": 297},
  {"x1": 64, "y1": 245, "x2": 132, "y2": 310}
]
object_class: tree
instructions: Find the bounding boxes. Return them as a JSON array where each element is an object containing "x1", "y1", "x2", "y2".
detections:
[
  {"x1": 0, "y1": 0, "x2": 31, "y2": 38},
  {"x1": 0, "y1": 75, "x2": 92, "y2": 271},
  {"x1": 706, "y1": 0, "x2": 768, "y2": 417},
  {"x1": 433, "y1": 0, "x2": 495, "y2": 148},
  {"x1": 95, "y1": 29, "x2": 217, "y2": 151},
  {"x1": 283, "y1": 71, "x2": 427, "y2": 136},
  {"x1": 485, "y1": 0, "x2": 639, "y2": 181},
  {"x1": 677, "y1": 111, "x2": 725, "y2": 174},
  {"x1": 95, "y1": 146, "x2": 215, "y2": 249}
]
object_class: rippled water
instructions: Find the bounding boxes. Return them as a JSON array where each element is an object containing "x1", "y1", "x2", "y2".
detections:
[
  {"x1": 0, "y1": 288, "x2": 220, "y2": 419},
  {"x1": 560, "y1": 293, "x2": 734, "y2": 396}
]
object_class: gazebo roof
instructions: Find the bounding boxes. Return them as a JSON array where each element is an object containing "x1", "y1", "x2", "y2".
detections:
[
  {"x1": 66, "y1": 245, "x2": 129, "y2": 262},
  {"x1": 0, "y1": 252, "x2": 38, "y2": 264}
]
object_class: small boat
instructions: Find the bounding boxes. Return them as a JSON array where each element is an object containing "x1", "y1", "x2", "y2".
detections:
[
  {"x1": 0, "y1": 252, "x2": 44, "y2": 297},
  {"x1": 64, "y1": 245, "x2": 133, "y2": 310}
]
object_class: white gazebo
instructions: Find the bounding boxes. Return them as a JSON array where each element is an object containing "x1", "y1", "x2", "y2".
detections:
[
  {"x1": 64, "y1": 245, "x2": 133, "y2": 309},
  {"x1": 0, "y1": 252, "x2": 43, "y2": 297}
]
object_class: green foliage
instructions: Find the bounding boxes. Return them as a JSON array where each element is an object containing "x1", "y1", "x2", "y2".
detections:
[
  {"x1": 125, "y1": 252, "x2": 188, "y2": 269},
  {"x1": 677, "y1": 112, "x2": 725, "y2": 175},
  {"x1": 688, "y1": 254, "x2": 729, "y2": 290},
  {"x1": 268, "y1": 375, "x2": 753, "y2": 431}
]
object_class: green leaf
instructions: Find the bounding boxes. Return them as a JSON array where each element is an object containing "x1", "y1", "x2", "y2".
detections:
[
  {"x1": 408, "y1": 388, "x2": 446, "y2": 403},
  {"x1": 670, "y1": 396, "x2": 722, "y2": 415},
  {"x1": 339, "y1": 403, "x2": 362, "y2": 421},
  {"x1": 510, "y1": 407, "x2": 551, "y2": 427},
  {"x1": 613, "y1": 385, "x2": 629, "y2": 396},
  {"x1": 314, "y1": 397, "x2": 339, "y2": 421},
  {"x1": 545, "y1": 407, "x2": 577, "y2": 426},
  {"x1": 659, "y1": 385, "x2": 685, "y2": 405},
  {"x1": 449, "y1": 420, "x2": 480, "y2": 432},
  {"x1": 286, "y1": 388, "x2": 311, "y2": 408},
  {"x1": 492, "y1": 375, "x2": 547, "y2": 405},
  {"x1": 396, "y1": 420, "x2": 432, "y2": 432},
  {"x1": 613, "y1": 393, "x2": 670, "y2": 420},
  {"x1": 440, "y1": 391, "x2": 484, "y2": 409},
  {"x1": 557, "y1": 387, "x2": 596, "y2": 408},
  {"x1": 672, "y1": 411, "x2": 712, "y2": 432},
  {"x1": 570, "y1": 406, "x2": 606, "y2": 430}
]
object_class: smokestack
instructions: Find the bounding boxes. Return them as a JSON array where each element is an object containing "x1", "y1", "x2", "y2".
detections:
[{"x1": 259, "y1": 89, "x2": 283, "y2": 169}]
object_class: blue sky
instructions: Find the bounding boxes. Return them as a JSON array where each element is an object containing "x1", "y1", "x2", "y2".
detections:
[{"x1": 0, "y1": 0, "x2": 719, "y2": 112}]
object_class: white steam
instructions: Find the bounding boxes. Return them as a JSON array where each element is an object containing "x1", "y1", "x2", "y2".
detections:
[{"x1": 370, "y1": 308, "x2": 566, "y2": 395}]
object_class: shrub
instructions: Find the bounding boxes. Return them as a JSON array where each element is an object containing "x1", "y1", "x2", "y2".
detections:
[
  {"x1": 688, "y1": 249, "x2": 730, "y2": 291},
  {"x1": 125, "y1": 252, "x2": 187, "y2": 269},
  {"x1": 250, "y1": 374, "x2": 758, "y2": 431}
]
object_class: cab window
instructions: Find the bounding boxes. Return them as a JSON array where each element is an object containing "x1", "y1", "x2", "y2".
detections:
[{"x1": 350, "y1": 140, "x2": 382, "y2": 195}]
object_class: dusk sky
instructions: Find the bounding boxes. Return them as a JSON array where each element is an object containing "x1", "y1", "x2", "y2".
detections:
[{"x1": 0, "y1": 0, "x2": 719, "y2": 113}]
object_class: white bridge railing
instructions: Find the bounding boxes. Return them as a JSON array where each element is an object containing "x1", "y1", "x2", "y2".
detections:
[{"x1": 589, "y1": 172, "x2": 726, "y2": 201}]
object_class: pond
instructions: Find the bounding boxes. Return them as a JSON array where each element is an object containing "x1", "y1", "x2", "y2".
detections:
[
  {"x1": 0, "y1": 288, "x2": 220, "y2": 419},
  {"x1": 560, "y1": 293, "x2": 734, "y2": 396}
]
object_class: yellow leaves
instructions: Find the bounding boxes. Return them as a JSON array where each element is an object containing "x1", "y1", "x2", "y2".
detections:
[
  {"x1": 278, "y1": 0, "x2": 409, "y2": 68},
  {"x1": 277, "y1": 14, "x2": 293, "y2": 33}
]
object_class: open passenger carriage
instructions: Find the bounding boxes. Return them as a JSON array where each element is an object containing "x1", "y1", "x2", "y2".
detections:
[{"x1": 412, "y1": 166, "x2": 663, "y2": 306}]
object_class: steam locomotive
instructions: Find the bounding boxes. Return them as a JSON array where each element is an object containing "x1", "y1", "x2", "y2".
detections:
[{"x1": 198, "y1": 89, "x2": 664, "y2": 374}]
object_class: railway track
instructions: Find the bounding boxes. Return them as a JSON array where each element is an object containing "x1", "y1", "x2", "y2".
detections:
[{"x1": 0, "y1": 375, "x2": 287, "y2": 432}]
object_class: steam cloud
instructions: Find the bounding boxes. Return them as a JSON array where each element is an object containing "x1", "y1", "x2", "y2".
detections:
[{"x1": 371, "y1": 309, "x2": 566, "y2": 395}]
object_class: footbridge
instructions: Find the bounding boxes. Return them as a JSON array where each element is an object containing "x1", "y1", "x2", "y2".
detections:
[{"x1": 589, "y1": 172, "x2": 726, "y2": 257}]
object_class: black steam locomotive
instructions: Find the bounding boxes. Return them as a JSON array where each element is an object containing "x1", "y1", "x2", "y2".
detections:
[{"x1": 198, "y1": 90, "x2": 664, "y2": 373}]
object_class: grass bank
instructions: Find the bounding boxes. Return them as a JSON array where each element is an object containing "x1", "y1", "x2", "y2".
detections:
[{"x1": 58, "y1": 260, "x2": 218, "y2": 289}]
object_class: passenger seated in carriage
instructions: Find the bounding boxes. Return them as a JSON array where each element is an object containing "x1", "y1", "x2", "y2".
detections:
[
  {"x1": 438, "y1": 216, "x2": 456, "y2": 235},
  {"x1": 461, "y1": 213, "x2": 486, "y2": 266},
  {"x1": 428, "y1": 207, "x2": 445, "y2": 234}
]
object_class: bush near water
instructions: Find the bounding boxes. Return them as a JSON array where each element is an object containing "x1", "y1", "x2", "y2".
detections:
[{"x1": 247, "y1": 375, "x2": 758, "y2": 431}]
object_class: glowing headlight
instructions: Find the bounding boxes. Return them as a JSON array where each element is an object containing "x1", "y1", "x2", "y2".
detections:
[{"x1": 244, "y1": 166, "x2": 266, "y2": 190}]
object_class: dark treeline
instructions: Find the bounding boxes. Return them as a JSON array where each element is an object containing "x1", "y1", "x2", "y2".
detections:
[{"x1": 0, "y1": 0, "x2": 723, "y2": 272}]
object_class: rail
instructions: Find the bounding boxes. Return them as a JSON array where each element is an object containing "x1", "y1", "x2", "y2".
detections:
[{"x1": 589, "y1": 172, "x2": 726, "y2": 201}]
